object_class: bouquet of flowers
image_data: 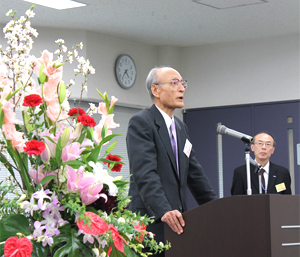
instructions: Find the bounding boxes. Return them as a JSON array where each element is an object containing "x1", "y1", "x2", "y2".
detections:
[{"x1": 0, "y1": 7, "x2": 170, "y2": 257}]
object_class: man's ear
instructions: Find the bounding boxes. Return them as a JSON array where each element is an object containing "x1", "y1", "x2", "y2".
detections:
[
  {"x1": 271, "y1": 147, "x2": 275, "y2": 155},
  {"x1": 151, "y1": 84, "x2": 160, "y2": 98}
]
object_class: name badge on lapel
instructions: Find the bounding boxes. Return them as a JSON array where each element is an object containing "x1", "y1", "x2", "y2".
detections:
[
  {"x1": 275, "y1": 183, "x2": 286, "y2": 192},
  {"x1": 183, "y1": 139, "x2": 192, "y2": 158}
]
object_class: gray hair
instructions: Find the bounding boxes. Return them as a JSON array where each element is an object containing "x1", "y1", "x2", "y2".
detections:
[{"x1": 146, "y1": 66, "x2": 171, "y2": 101}]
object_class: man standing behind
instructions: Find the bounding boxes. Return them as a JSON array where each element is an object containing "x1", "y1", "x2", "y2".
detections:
[
  {"x1": 126, "y1": 66, "x2": 216, "y2": 256},
  {"x1": 231, "y1": 132, "x2": 292, "y2": 195}
]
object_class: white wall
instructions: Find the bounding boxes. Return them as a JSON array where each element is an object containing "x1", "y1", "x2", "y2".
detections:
[
  {"x1": 181, "y1": 34, "x2": 300, "y2": 110},
  {"x1": 1, "y1": 23, "x2": 299, "y2": 120}
]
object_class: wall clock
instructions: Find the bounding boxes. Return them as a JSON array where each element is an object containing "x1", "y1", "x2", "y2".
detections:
[{"x1": 115, "y1": 54, "x2": 137, "y2": 89}]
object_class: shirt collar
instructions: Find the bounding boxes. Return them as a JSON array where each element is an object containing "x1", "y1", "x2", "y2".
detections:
[
  {"x1": 155, "y1": 105, "x2": 174, "y2": 132},
  {"x1": 255, "y1": 160, "x2": 270, "y2": 174}
]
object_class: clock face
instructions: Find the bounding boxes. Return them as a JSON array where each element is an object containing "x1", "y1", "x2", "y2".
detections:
[{"x1": 115, "y1": 55, "x2": 136, "y2": 89}]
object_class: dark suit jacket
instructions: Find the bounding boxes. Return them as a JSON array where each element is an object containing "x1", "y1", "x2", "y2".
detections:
[
  {"x1": 231, "y1": 162, "x2": 291, "y2": 195},
  {"x1": 126, "y1": 105, "x2": 216, "y2": 243}
]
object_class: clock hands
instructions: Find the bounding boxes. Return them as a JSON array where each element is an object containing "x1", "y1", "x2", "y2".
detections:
[{"x1": 122, "y1": 69, "x2": 130, "y2": 79}]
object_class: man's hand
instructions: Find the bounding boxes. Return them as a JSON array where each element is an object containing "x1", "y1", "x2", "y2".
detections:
[{"x1": 161, "y1": 210, "x2": 185, "y2": 235}]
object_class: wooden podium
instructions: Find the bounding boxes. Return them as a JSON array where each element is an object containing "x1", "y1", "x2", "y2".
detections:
[{"x1": 165, "y1": 195, "x2": 300, "y2": 257}]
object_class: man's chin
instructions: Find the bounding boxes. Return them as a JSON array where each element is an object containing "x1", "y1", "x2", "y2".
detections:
[{"x1": 176, "y1": 102, "x2": 184, "y2": 109}]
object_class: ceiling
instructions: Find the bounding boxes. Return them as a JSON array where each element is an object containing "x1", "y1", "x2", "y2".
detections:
[{"x1": 0, "y1": 0, "x2": 299, "y2": 47}]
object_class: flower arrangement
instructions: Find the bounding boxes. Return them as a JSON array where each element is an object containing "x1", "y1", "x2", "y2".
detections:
[{"x1": 0, "y1": 7, "x2": 170, "y2": 257}]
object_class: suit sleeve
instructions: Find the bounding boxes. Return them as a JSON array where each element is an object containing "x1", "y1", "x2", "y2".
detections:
[
  {"x1": 126, "y1": 114, "x2": 172, "y2": 221},
  {"x1": 282, "y1": 168, "x2": 292, "y2": 195},
  {"x1": 231, "y1": 168, "x2": 245, "y2": 195}
]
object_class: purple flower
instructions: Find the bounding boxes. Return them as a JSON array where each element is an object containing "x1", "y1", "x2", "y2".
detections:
[
  {"x1": 42, "y1": 235, "x2": 54, "y2": 247},
  {"x1": 21, "y1": 197, "x2": 39, "y2": 216},
  {"x1": 45, "y1": 223, "x2": 60, "y2": 237},
  {"x1": 33, "y1": 221, "x2": 45, "y2": 238},
  {"x1": 32, "y1": 188, "x2": 51, "y2": 210}
]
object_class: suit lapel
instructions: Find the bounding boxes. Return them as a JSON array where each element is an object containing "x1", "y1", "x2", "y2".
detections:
[
  {"x1": 150, "y1": 105, "x2": 178, "y2": 179},
  {"x1": 267, "y1": 162, "x2": 278, "y2": 193},
  {"x1": 250, "y1": 164, "x2": 260, "y2": 192},
  {"x1": 175, "y1": 118, "x2": 187, "y2": 182}
]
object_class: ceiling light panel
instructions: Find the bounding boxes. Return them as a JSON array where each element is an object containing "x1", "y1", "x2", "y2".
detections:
[
  {"x1": 193, "y1": 0, "x2": 268, "y2": 9},
  {"x1": 23, "y1": 0, "x2": 86, "y2": 10}
]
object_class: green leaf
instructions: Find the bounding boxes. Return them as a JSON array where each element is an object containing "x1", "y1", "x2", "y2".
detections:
[
  {"x1": 58, "y1": 81, "x2": 66, "y2": 104},
  {"x1": 86, "y1": 144, "x2": 101, "y2": 163},
  {"x1": 31, "y1": 241, "x2": 49, "y2": 257},
  {"x1": 63, "y1": 160, "x2": 84, "y2": 169},
  {"x1": 6, "y1": 144, "x2": 32, "y2": 194},
  {"x1": 51, "y1": 224, "x2": 92, "y2": 257},
  {"x1": 61, "y1": 127, "x2": 70, "y2": 148},
  {"x1": 21, "y1": 152, "x2": 29, "y2": 172},
  {"x1": 55, "y1": 136, "x2": 63, "y2": 164},
  {"x1": 96, "y1": 89, "x2": 105, "y2": 102},
  {"x1": 113, "y1": 180, "x2": 129, "y2": 187},
  {"x1": 0, "y1": 214, "x2": 30, "y2": 240},
  {"x1": 100, "y1": 134, "x2": 122, "y2": 147},
  {"x1": 23, "y1": 111, "x2": 34, "y2": 133},
  {"x1": 55, "y1": 63, "x2": 65, "y2": 69},
  {"x1": 86, "y1": 126, "x2": 93, "y2": 140},
  {"x1": 39, "y1": 175, "x2": 56, "y2": 187},
  {"x1": 0, "y1": 108, "x2": 5, "y2": 127},
  {"x1": 0, "y1": 214, "x2": 30, "y2": 256},
  {"x1": 101, "y1": 126, "x2": 107, "y2": 143},
  {"x1": 44, "y1": 135, "x2": 57, "y2": 145},
  {"x1": 124, "y1": 244, "x2": 138, "y2": 257},
  {"x1": 39, "y1": 64, "x2": 47, "y2": 84},
  {"x1": 105, "y1": 140, "x2": 117, "y2": 154}
]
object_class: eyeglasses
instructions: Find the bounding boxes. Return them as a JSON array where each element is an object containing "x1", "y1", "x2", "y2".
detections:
[
  {"x1": 254, "y1": 141, "x2": 273, "y2": 148},
  {"x1": 154, "y1": 79, "x2": 188, "y2": 89}
]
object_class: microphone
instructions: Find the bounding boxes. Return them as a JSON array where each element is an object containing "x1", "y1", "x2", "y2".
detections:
[
  {"x1": 217, "y1": 125, "x2": 253, "y2": 143},
  {"x1": 247, "y1": 157, "x2": 262, "y2": 173}
]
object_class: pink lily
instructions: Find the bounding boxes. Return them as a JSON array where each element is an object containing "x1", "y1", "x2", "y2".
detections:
[
  {"x1": 29, "y1": 165, "x2": 57, "y2": 186},
  {"x1": 67, "y1": 166, "x2": 95, "y2": 193},
  {"x1": 61, "y1": 142, "x2": 84, "y2": 162},
  {"x1": 80, "y1": 182, "x2": 107, "y2": 205}
]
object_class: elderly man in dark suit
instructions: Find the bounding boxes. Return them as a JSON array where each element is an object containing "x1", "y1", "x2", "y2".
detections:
[
  {"x1": 126, "y1": 66, "x2": 216, "y2": 256},
  {"x1": 231, "y1": 132, "x2": 292, "y2": 195}
]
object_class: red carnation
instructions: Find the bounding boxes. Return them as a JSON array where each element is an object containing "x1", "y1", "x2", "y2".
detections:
[
  {"x1": 4, "y1": 236, "x2": 33, "y2": 257},
  {"x1": 68, "y1": 107, "x2": 85, "y2": 117},
  {"x1": 23, "y1": 94, "x2": 43, "y2": 107},
  {"x1": 24, "y1": 140, "x2": 46, "y2": 155},
  {"x1": 77, "y1": 114, "x2": 96, "y2": 127},
  {"x1": 77, "y1": 211, "x2": 108, "y2": 235},
  {"x1": 104, "y1": 154, "x2": 122, "y2": 172}
]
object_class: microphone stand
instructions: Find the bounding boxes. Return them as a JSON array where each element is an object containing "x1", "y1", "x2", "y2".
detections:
[
  {"x1": 244, "y1": 142, "x2": 252, "y2": 195},
  {"x1": 258, "y1": 168, "x2": 262, "y2": 194},
  {"x1": 254, "y1": 165, "x2": 263, "y2": 194}
]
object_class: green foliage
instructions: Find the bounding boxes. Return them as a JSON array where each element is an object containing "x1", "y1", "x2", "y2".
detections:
[
  {"x1": 50, "y1": 224, "x2": 92, "y2": 257},
  {"x1": 0, "y1": 179, "x2": 23, "y2": 218},
  {"x1": 31, "y1": 240, "x2": 49, "y2": 257},
  {"x1": 0, "y1": 214, "x2": 30, "y2": 256}
]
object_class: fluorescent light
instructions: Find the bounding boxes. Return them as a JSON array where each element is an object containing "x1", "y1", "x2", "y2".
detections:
[
  {"x1": 23, "y1": 0, "x2": 86, "y2": 10},
  {"x1": 193, "y1": 0, "x2": 267, "y2": 9}
]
